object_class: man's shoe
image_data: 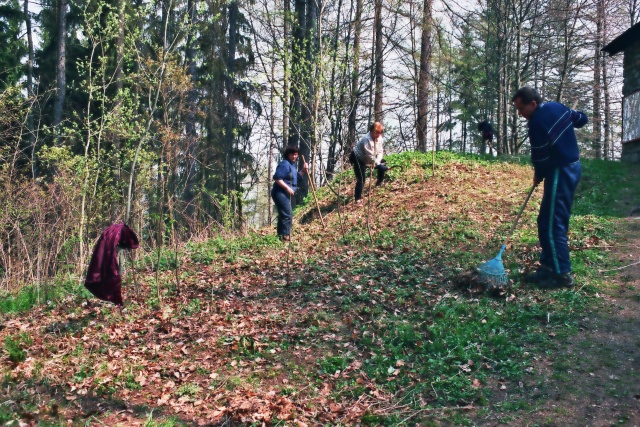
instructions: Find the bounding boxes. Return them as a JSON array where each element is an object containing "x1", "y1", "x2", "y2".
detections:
[
  {"x1": 537, "y1": 273, "x2": 575, "y2": 289},
  {"x1": 523, "y1": 265, "x2": 554, "y2": 284}
]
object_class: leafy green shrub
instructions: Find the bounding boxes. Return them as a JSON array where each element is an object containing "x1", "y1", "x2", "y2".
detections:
[{"x1": 4, "y1": 333, "x2": 32, "y2": 363}]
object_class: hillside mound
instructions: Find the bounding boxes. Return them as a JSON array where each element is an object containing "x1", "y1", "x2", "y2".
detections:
[{"x1": 1, "y1": 152, "x2": 638, "y2": 426}]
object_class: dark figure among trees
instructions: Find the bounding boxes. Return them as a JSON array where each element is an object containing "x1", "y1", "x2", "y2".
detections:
[{"x1": 478, "y1": 120, "x2": 494, "y2": 144}]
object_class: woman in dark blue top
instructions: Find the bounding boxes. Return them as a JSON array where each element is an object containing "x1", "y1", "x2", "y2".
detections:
[{"x1": 271, "y1": 145, "x2": 308, "y2": 241}]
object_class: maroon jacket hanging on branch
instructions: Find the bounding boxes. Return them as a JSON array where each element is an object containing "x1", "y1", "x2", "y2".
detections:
[{"x1": 85, "y1": 224, "x2": 139, "y2": 306}]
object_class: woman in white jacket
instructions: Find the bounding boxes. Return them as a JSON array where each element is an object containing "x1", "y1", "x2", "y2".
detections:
[{"x1": 349, "y1": 122, "x2": 388, "y2": 203}]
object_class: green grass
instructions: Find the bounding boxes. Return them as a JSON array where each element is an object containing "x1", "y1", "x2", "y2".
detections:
[
  {"x1": 0, "y1": 277, "x2": 93, "y2": 315},
  {"x1": 0, "y1": 286, "x2": 47, "y2": 314},
  {"x1": 290, "y1": 153, "x2": 635, "y2": 422},
  {"x1": 296, "y1": 230, "x2": 596, "y2": 408},
  {"x1": 144, "y1": 412, "x2": 188, "y2": 427},
  {"x1": 574, "y1": 159, "x2": 640, "y2": 217},
  {"x1": 353, "y1": 289, "x2": 589, "y2": 405},
  {"x1": 319, "y1": 355, "x2": 351, "y2": 375},
  {"x1": 4, "y1": 332, "x2": 32, "y2": 363},
  {"x1": 186, "y1": 232, "x2": 280, "y2": 264}
]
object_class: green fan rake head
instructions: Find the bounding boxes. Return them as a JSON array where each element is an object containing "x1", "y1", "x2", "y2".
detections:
[
  {"x1": 477, "y1": 244, "x2": 508, "y2": 289},
  {"x1": 474, "y1": 185, "x2": 538, "y2": 290}
]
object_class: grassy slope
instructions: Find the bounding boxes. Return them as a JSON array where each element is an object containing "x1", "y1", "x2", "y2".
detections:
[{"x1": 0, "y1": 152, "x2": 638, "y2": 426}]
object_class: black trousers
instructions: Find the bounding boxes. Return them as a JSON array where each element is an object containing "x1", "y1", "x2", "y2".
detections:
[{"x1": 349, "y1": 151, "x2": 387, "y2": 201}]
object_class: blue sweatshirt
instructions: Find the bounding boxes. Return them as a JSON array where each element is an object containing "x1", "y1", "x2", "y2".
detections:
[
  {"x1": 528, "y1": 102, "x2": 588, "y2": 179},
  {"x1": 272, "y1": 159, "x2": 299, "y2": 193}
]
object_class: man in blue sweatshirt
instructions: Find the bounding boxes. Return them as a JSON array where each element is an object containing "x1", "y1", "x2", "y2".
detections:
[{"x1": 512, "y1": 86, "x2": 588, "y2": 289}]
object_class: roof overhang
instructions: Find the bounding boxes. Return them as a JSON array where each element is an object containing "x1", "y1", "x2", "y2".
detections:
[{"x1": 602, "y1": 22, "x2": 640, "y2": 56}]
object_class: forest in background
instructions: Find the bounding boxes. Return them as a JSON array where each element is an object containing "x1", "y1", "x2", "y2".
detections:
[{"x1": 0, "y1": 0, "x2": 637, "y2": 291}]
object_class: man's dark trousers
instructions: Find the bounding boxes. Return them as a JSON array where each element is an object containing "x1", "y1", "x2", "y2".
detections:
[
  {"x1": 537, "y1": 161, "x2": 582, "y2": 275},
  {"x1": 271, "y1": 188, "x2": 293, "y2": 237},
  {"x1": 350, "y1": 151, "x2": 386, "y2": 201}
]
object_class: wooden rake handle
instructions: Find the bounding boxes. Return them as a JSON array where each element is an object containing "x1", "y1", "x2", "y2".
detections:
[
  {"x1": 301, "y1": 155, "x2": 326, "y2": 228},
  {"x1": 503, "y1": 184, "x2": 537, "y2": 247}
]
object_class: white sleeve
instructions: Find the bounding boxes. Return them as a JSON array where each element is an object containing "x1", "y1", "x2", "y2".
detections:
[{"x1": 375, "y1": 136, "x2": 384, "y2": 165}]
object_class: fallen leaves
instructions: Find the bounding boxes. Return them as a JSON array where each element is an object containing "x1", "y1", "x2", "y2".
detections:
[{"x1": 0, "y1": 158, "x2": 553, "y2": 425}]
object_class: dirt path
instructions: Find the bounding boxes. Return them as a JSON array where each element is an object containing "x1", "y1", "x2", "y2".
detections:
[{"x1": 492, "y1": 217, "x2": 640, "y2": 426}]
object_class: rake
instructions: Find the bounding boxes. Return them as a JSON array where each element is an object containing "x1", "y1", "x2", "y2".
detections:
[{"x1": 477, "y1": 185, "x2": 537, "y2": 288}]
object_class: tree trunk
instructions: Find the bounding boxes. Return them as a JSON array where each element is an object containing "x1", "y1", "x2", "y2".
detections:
[
  {"x1": 224, "y1": 0, "x2": 238, "y2": 197},
  {"x1": 24, "y1": 0, "x2": 36, "y2": 176},
  {"x1": 416, "y1": 0, "x2": 432, "y2": 152},
  {"x1": 602, "y1": 11, "x2": 611, "y2": 159},
  {"x1": 511, "y1": 17, "x2": 522, "y2": 154},
  {"x1": 603, "y1": 54, "x2": 611, "y2": 159},
  {"x1": 497, "y1": 70, "x2": 504, "y2": 155},
  {"x1": 448, "y1": 61, "x2": 453, "y2": 151},
  {"x1": 555, "y1": 6, "x2": 581, "y2": 103},
  {"x1": 629, "y1": 0, "x2": 638, "y2": 25},
  {"x1": 54, "y1": 0, "x2": 67, "y2": 141},
  {"x1": 288, "y1": 0, "x2": 305, "y2": 149},
  {"x1": 496, "y1": 0, "x2": 506, "y2": 154},
  {"x1": 436, "y1": 84, "x2": 441, "y2": 150},
  {"x1": 126, "y1": 0, "x2": 170, "y2": 224},
  {"x1": 347, "y1": 0, "x2": 362, "y2": 150},
  {"x1": 296, "y1": 0, "x2": 317, "y2": 203},
  {"x1": 593, "y1": 0, "x2": 604, "y2": 159},
  {"x1": 373, "y1": 0, "x2": 383, "y2": 122},
  {"x1": 268, "y1": 61, "x2": 275, "y2": 225},
  {"x1": 184, "y1": 0, "x2": 199, "y2": 221},
  {"x1": 112, "y1": 0, "x2": 126, "y2": 188},
  {"x1": 161, "y1": 0, "x2": 169, "y2": 51},
  {"x1": 462, "y1": 121, "x2": 467, "y2": 153},
  {"x1": 115, "y1": 0, "x2": 125, "y2": 101},
  {"x1": 283, "y1": 0, "x2": 290, "y2": 149},
  {"x1": 326, "y1": 0, "x2": 347, "y2": 179}
]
